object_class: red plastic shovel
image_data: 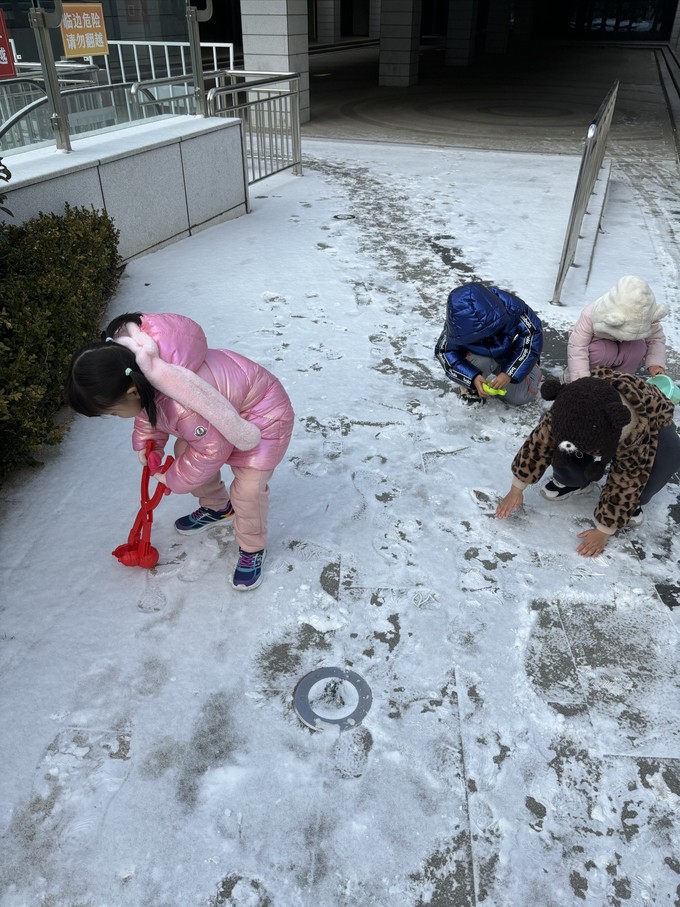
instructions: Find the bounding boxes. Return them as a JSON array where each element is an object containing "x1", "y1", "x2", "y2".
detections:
[{"x1": 113, "y1": 441, "x2": 174, "y2": 569}]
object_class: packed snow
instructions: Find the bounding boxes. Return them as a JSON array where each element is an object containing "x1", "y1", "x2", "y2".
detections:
[{"x1": 1, "y1": 137, "x2": 679, "y2": 906}]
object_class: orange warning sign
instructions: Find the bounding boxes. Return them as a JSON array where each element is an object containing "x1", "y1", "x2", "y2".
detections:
[{"x1": 60, "y1": 3, "x2": 108, "y2": 59}]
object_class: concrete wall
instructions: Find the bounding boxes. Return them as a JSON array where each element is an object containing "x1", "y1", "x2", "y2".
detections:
[{"x1": 1, "y1": 117, "x2": 248, "y2": 261}]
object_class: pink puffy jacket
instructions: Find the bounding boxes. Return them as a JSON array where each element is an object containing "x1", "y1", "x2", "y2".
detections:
[
  {"x1": 127, "y1": 314, "x2": 294, "y2": 494},
  {"x1": 568, "y1": 301, "x2": 667, "y2": 380}
]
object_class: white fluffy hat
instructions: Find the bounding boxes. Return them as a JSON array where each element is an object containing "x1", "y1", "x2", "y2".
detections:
[{"x1": 591, "y1": 275, "x2": 669, "y2": 341}]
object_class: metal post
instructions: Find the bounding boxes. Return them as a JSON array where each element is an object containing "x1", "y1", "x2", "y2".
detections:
[
  {"x1": 290, "y1": 76, "x2": 302, "y2": 176},
  {"x1": 28, "y1": 1, "x2": 71, "y2": 151},
  {"x1": 550, "y1": 82, "x2": 618, "y2": 306},
  {"x1": 186, "y1": 0, "x2": 213, "y2": 118}
]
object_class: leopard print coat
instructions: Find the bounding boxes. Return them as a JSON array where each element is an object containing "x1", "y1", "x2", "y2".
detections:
[{"x1": 511, "y1": 368, "x2": 676, "y2": 531}]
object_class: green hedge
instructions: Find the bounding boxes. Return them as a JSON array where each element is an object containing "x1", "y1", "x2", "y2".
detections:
[{"x1": 0, "y1": 204, "x2": 122, "y2": 482}]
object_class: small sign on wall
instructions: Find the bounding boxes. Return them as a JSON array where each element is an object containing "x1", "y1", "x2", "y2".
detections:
[
  {"x1": 0, "y1": 10, "x2": 17, "y2": 79},
  {"x1": 60, "y1": 3, "x2": 109, "y2": 58}
]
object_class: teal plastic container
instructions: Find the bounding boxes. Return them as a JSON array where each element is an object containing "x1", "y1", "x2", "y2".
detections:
[{"x1": 647, "y1": 374, "x2": 680, "y2": 405}]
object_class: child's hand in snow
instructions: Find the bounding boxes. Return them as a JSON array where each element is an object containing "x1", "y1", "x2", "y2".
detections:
[
  {"x1": 576, "y1": 528, "x2": 609, "y2": 557},
  {"x1": 496, "y1": 487, "x2": 523, "y2": 518}
]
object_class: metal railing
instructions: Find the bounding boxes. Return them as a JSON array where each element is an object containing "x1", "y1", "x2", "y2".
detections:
[
  {"x1": 0, "y1": 82, "x2": 163, "y2": 151},
  {"x1": 84, "y1": 39, "x2": 233, "y2": 86},
  {"x1": 129, "y1": 74, "x2": 199, "y2": 118},
  {"x1": 1, "y1": 46, "x2": 301, "y2": 188},
  {"x1": 551, "y1": 81, "x2": 619, "y2": 306},
  {"x1": 128, "y1": 70, "x2": 303, "y2": 185},
  {"x1": 207, "y1": 72, "x2": 302, "y2": 184},
  {"x1": 0, "y1": 44, "x2": 234, "y2": 153},
  {"x1": 654, "y1": 44, "x2": 680, "y2": 162},
  {"x1": 14, "y1": 60, "x2": 101, "y2": 84},
  {"x1": 0, "y1": 65, "x2": 99, "y2": 126}
]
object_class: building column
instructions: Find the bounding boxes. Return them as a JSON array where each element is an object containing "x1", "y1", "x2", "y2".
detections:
[
  {"x1": 240, "y1": 0, "x2": 310, "y2": 123},
  {"x1": 511, "y1": 0, "x2": 535, "y2": 45},
  {"x1": 316, "y1": 0, "x2": 341, "y2": 45},
  {"x1": 484, "y1": 0, "x2": 512, "y2": 55},
  {"x1": 445, "y1": 0, "x2": 477, "y2": 67},
  {"x1": 369, "y1": 0, "x2": 382, "y2": 38},
  {"x1": 671, "y1": 1, "x2": 680, "y2": 52},
  {"x1": 378, "y1": 0, "x2": 422, "y2": 87}
]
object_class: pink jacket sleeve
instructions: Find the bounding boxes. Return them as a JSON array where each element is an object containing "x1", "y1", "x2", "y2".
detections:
[
  {"x1": 644, "y1": 322, "x2": 667, "y2": 370},
  {"x1": 132, "y1": 414, "x2": 169, "y2": 457},
  {"x1": 163, "y1": 418, "x2": 234, "y2": 493},
  {"x1": 567, "y1": 305, "x2": 596, "y2": 380},
  {"x1": 133, "y1": 400, "x2": 236, "y2": 493}
]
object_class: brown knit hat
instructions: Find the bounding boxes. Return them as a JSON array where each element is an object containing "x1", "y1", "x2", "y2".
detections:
[{"x1": 541, "y1": 377, "x2": 631, "y2": 481}]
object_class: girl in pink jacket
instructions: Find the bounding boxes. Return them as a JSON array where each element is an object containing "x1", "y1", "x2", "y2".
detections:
[
  {"x1": 66, "y1": 312, "x2": 295, "y2": 591},
  {"x1": 567, "y1": 275, "x2": 668, "y2": 381}
]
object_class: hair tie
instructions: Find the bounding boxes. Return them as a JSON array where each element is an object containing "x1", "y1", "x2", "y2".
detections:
[{"x1": 125, "y1": 367, "x2": 132, "y2": 377}]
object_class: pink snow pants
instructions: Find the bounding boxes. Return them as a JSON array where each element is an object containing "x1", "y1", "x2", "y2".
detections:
[
  {"x1": 588, "y1": 338, "x2": 646, "y2": 375},
  {"x1": 186, "y1": 466, "x2": 273, "y2": 553},
  {"x1": 173, "y1": 439, "x2": 274, "y2": 552}
]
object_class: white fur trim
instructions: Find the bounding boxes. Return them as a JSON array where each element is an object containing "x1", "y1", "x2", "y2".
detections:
[{"x1": 115, "y1": 324, "x2": 261, "y2": 451}]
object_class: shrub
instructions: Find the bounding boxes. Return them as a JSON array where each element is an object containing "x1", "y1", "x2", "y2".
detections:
[{"x1": 0, "y1": 204, "x2": 122, "y2": 482}]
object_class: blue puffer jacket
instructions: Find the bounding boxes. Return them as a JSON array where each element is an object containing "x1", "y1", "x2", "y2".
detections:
[{"x1": 435, "y1": 283, "x2": 543, "y2": 388}]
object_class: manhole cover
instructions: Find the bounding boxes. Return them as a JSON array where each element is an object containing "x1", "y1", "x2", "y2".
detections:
[
  {"x1": 293, "y1": 667, "x2": 372, "y2": 731},
  {"x1": 333, "y1": 213, "x2": 356, "y2": 220}
]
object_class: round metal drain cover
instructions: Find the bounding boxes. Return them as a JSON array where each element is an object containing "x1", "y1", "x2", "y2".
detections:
[{"x1": 293, "y1": 667, "x2": 372, "y2": 731}]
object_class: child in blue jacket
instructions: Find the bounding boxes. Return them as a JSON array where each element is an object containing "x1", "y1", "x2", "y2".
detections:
[{"x1": 435, "y1": 282, "x2": 543, "y2": 406}]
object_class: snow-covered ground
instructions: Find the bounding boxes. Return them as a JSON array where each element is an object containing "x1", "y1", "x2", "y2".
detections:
[{"x1": 1, "y1": 137, "x2": 679, "y2": 906}]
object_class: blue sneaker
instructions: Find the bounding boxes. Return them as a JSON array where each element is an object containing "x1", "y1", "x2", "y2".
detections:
[
  {"x1": 174, "y1": 502, "x2": 234, "y2": 535},
  {"x1": 232, "y1": 548, "x2": 266, "y2": 590}
]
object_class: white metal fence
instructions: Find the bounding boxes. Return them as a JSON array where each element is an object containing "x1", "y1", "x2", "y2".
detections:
[
  {"x1": 0, "y1": 41, "x2": 301, "y2": 189},
  {"x1": 0, "y1": 42, "x2": 233, "y2": 153},
  {"x1": 85, "y1": 39, "x2": 233, "y2": 86}
]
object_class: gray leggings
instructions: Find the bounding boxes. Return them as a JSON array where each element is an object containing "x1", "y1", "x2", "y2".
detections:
[
  {"x1": 553, "y1": 425, "x2": 680, "y2": 504},
  {"x1": 466, "y1": 354, "x2": 542, "y2": 407}
]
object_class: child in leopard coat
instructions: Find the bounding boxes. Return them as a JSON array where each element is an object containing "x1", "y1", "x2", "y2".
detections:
[{"x1": 496, "y1": 368, "x2": 680, "y2": 557}]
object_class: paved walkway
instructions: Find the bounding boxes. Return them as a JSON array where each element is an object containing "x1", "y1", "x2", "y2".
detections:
[{"x1": 304, "y1": 41, "x2": 677, "y2": 162}]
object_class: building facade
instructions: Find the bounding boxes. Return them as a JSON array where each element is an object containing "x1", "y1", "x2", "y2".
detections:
[{"x1": 3, "y1": 0, "x2": 680, "y2": 124}]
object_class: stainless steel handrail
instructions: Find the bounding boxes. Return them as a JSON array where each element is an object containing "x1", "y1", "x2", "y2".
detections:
[
  {"x1": 129, "y1": 69, "x2": 302, "y2": 185},
  {"x1": 551, "y1": 81, "x2": 619, "y2": 306},
  {"x1": 0, "y1": 83, "x2": 163, "y2": 145},
  {"x1": 130, "y1": 72, "x2": 197, "y2": 103},
  {"x1": 206, "y1": 72, "x2": 302, "y2": 183}
]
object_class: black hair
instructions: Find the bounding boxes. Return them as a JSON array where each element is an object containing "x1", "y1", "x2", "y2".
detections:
[
  {"x1": 102, "y1": 311, "x2": 143, "y2": 340},
  {"x1": 65, "y1": 315, "x2": 158, "y2": 425}
]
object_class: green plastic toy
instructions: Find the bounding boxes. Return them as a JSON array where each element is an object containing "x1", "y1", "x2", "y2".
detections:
[{"x1": 482, "y1": 383, "x2": 507, "y2": 397}]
